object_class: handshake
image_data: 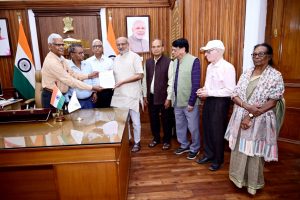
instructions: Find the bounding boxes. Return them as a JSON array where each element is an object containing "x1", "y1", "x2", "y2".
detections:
[{"x1": 88, "y1": 71, "x2": 104, "y2": 92}]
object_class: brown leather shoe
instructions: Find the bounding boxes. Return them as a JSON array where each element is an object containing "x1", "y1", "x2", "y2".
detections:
[
  {"x1": 162, "y1": 143, "x2": 171, "y2": 150},
  {"x1": 148, "y1": 140, "x2": 159, "y2": 148}
]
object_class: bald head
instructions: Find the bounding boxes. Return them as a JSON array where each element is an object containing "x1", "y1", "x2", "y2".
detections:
[{"x1": 92, "y1": 39, "x2": 103, "y2": 46}]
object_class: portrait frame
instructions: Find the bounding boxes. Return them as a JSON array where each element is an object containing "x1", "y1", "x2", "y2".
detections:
[
  {"x1": 0, "y1": 18, "x2": 12, "y2": 57},
  {"x1": 126, "y1": 15, "x2": 150, "y2": 53}
]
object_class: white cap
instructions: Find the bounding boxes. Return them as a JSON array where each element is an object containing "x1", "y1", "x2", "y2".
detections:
[{"x1": 200, "y1": 40, "x2": 225, "y2": 51}]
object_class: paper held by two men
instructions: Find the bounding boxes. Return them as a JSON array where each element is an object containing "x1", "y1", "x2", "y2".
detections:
[{"x1": 99, "y1": 70, "x2": 115, "y2": 89}]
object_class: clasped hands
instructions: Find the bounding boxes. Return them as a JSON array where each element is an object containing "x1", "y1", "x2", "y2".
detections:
[{"x1": 241, "y1": 104, "x2": 263, "y2": 130}]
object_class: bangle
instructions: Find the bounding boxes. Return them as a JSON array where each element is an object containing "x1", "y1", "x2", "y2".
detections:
[{"x1": 240, "y1": 101, "x2": 243, "y2": 108}]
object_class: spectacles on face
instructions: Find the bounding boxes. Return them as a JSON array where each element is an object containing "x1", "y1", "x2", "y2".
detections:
[
  {"x1": 251, "y1": 52, "x2": 268, "y2": 58},
  {"x1": 205, "y1": 48, "x2": 216, "y2": 54},
  {"x1": 72, "y1": 51, "x2": 84, "y2": 55},
  {"x1": 52, "y1": 43, "x2": 64, "y2": 47},
  {"x1": 93, "y1": 45, "x2": 103, "y2": 48}
]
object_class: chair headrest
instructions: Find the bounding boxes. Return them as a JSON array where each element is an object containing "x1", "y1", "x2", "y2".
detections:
[{"x1": 35, "y1": 70, "x2": 42, "y2": 82}]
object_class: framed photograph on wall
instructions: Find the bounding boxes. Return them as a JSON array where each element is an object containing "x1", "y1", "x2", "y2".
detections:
[
  {"x1": 0, "y1": 18, "x2": 11, "y2": 56},
  {"x1": 126, "y1": 15, "x2": 150, "y2": 53}
]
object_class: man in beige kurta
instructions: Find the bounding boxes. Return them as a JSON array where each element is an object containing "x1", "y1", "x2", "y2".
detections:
[{"x1": 111, "y1": 37, "x2": 144, "y2": 152}]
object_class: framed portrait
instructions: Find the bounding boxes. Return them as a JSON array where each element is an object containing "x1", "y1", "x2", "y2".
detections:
[
  {"x1": 0, "y1": 18, "x2": 12, "y2": 56},
  {"x1": 126, "y1": 15, "x2": 150, "y2": 53}
]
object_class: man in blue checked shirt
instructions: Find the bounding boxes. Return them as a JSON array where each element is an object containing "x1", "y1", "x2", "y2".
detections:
[{"x1": 65, "y1": 43, "x2": 100, "y2": 109}]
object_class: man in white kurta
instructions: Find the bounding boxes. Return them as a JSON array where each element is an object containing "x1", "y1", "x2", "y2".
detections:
[{"x1": 111, "y1": 37, "x2": 144, "y2": 152}]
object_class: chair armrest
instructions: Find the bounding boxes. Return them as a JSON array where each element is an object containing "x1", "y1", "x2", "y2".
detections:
[
  {"x1": 24, "y1": 98, "x2": 36, "y2": 109},
  {"x1": 24, "y1": 98, "x2": 35, "y2": 105}
]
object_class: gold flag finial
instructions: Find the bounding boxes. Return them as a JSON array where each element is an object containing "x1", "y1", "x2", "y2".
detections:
[{"x1": 16, "y1": 12, "x2": 21, "y2": 22}]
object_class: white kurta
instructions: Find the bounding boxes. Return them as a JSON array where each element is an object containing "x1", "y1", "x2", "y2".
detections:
[{"x1": 110, "y1": 51, "x2": 143, "y2": 112}]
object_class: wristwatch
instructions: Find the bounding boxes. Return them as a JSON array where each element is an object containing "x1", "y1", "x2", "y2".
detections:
[{"x1": 248, "y1": 113, "x2": 254, "y2": 119}]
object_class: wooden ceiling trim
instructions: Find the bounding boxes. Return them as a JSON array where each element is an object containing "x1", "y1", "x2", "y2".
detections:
[{"x1": 0, "y1": 0, "x2": 171, "y2": 10}]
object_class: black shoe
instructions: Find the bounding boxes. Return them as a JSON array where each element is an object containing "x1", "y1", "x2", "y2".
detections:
[
  {"x1": 209, "y1": 164, "x2": 221, "y2": 171},
  {"x1": 186, "y1": 151, "x2": 199, "y2": 160},
  {"x1": 131, "y1": 143, "x2": 141, "y2": 152},
  {"x1": 196, "y1": 157, "x2": 211, "y2": 164},
  {"x1": 148, "y1": 140, "x2": 159, "y2": 148},
  {"x1": 162, "y1": 143, "x2": 171, "y2": 150},
  {"x1": 174, "y1": 147, "x2": 190, "y2": 155}
]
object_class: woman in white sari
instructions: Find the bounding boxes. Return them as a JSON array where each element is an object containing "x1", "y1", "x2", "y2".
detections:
[{"x1": 224, "y1": 43, "x2": 285, "y2": 195}]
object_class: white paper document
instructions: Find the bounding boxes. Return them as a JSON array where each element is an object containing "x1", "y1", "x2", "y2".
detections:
[{"x1": 99, "y1": 70, "x2": 115, "y2": 89}]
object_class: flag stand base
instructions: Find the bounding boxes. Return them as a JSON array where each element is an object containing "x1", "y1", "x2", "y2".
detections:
[{"x1": 54, "y1": 109, "x2": 65, "y2": 122}]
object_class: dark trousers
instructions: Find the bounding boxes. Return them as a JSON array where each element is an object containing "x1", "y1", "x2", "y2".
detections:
[
  {"x1": 41, "y1": 89, "x2": 52, "y2": 108},
  {"x1": 202, "y1": 97, "x2": 230, "y2": 165},
  {"x1": 148, "y1": 94, "x2": 174, "y2": 144},
  {"x1": 96, "y1": 89, "x2": 113, "y2": 108},
  {"x1": 78, "y1": 96, "x2": 95, "y2": 109}
]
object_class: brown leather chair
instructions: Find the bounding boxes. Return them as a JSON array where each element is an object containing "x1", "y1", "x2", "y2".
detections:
[{"x1": 24, "y1": 70, "x2": 43, "y2": 108}]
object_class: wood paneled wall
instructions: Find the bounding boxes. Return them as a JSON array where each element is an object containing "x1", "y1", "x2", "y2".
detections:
[
  {"x1": 183, "y1": 0, "x2": 246, "y2": 86},
  {"x1": 0, "y1": 0, "x2": 171, "y2": 9},
  {"x1": 0, "y1": 10, "x2": 31, "y2": 98},
  {"x1": 265, "y1": 0, "x2": 300, "y2": 142},
  {"x1": 107, "y1": 7, "x2": 171, "y2": 62},
  {"x1": 34, "y1": 10, "x2": 101, "y2": 61}
]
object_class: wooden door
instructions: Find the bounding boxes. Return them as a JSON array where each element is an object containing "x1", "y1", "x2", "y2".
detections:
[
  {"x1": 33, "y1": 9, "x2": 101, "y2": 63},
  {"x1": 266, "y1": 0, "x2": 300, "y2": 143}
]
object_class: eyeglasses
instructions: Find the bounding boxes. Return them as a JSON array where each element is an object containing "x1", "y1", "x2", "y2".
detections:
[
  {"x1": 52, "y1": 43, "x2": 64, "y2": 47},
  {"x1": 205, "y1": 48, "x2": 216, "y2": 54},
  {"x1": 93, "y1": 45, "x2": 103, "y2": 48},
  {"x1": 251, "y1": 52, "x2": 268, "y2": 58},
  {"x1": 72, "y1": 52, "x2": 84, "y2": 55}
]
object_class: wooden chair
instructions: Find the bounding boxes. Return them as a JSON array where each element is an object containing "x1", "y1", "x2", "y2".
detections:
[{"x1": 24, "y1": 70, "x2": 43, "y2": 108}]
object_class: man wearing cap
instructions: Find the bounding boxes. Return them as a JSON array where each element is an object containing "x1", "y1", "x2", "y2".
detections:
[{"x1": 196, "y1": 40, "x2": 236, "y2": 171}]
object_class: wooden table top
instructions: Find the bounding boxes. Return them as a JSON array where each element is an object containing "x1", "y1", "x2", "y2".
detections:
[{"x1": 0, "y1": 108, "x2": 129, "y2": 149}]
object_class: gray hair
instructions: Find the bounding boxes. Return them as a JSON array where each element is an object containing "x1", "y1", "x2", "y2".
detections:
[
  {"x1": 92, "y1": 39, "x2": 102, "y2": 46},
  {"x1": 68, "y1": 43, "x2": 83, "y2": 54},
  {"x1": 48, "y1": 33, "x2": 62, "y2": 44},
  {"x1": 116, "y1": 37, "x2": 128, "y2": 44}
]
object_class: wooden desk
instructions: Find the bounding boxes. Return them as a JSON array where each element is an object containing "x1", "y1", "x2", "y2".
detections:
[
  {"x1": 0, "y1": 98, "x2": 22, "y2": 110},
  {"x1": 0, "y1": 108, "x2": 130, "y2": 200}
]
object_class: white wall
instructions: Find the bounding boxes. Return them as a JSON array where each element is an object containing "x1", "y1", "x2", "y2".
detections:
[{"x1": 242, "y1": 0, "x2": 267, "y2": 71}]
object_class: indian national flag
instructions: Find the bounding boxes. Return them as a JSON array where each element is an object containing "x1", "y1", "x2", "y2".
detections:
[
  {"x1": 50, "y1": 85, "x2": 65, "y2": 110},
  {"x1": 107, "y1": 15, "x2": 118, "y2": 55},
  {"x1": 13, "y1": 19, "x2": 35, "y2": 99}
]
